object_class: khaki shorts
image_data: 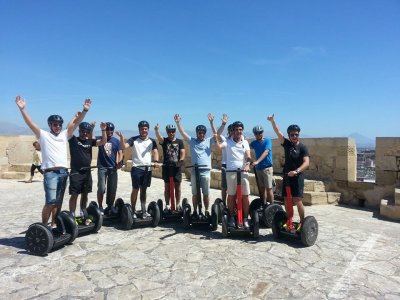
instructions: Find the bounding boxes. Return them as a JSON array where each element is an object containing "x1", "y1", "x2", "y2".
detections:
[
  {"x1": 256, "y1": 167, "x2": 274, "y2": 189},
  {"x1": 227, "y1": 172, "x2": 250, "y2": 196}
]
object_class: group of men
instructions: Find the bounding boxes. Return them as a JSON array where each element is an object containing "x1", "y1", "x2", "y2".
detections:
[{"x1": 15, "y1": 96, "x2": 309, "y2": 231}]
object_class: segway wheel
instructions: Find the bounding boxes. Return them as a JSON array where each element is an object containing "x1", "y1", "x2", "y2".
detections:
[
  {"x1": 157, "y1": 199, "x2": 163, "y2": 216},
  {"x1": 301, "y1": 216, "x2": 318, "y2": 247},
  {"x1": 214, "y1": 198, "x2": 223, "y2": 222},
  {"x1": 272, "y1": 210, "x2": 287, "y2": 239},
  {"x1": 25, "y1": 223, "x2": 54, "y2": 256},
  {"x1": 181, "y1": 198, "x2": 188, "y2": 208},
  {"x1": 263, "y1": 204, "x2": 284, "y2": 228},
  {"x1": 120, "y1": 204, "x2": 134, "y2": 230},
  {"x1": 148, "y1": 201, "x2": 161, "y2": 227},
  {"x1": 183, "y1": 204, "x2": 191, "y2": 230},
  {"x1": 90, "y1": 201, "x2": 98, "y2": 208},
  {"x1": 221, "y1": 215, "x2": 228, "y2": 238},
  {"x1": 59, "y1": 211, "x2": 79, "y2": 243},
  {"x1": 249, "y1": 198, "x2": 262, "y2": 212},
  {"x1": 251, "y1": 210, "x2": 260, "y2": 239},
  {"x1": 114, "y1": 198, "x2": 125, "y2": 217},
  {"x1": 211, "y1": 203, "x2": 218, "y2": 231},
  {"x1": 87, "y1": 203, "x2": 103, "y2": 233}
]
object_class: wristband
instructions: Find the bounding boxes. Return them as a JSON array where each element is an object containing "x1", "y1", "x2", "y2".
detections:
[{"x1": 83, "y1": 108, "x2": 89, "y2": 112}]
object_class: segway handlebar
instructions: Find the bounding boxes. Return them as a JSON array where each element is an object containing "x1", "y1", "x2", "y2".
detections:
[{"x1": 185, "y1": 164, "x2": 209, "y2": 170}]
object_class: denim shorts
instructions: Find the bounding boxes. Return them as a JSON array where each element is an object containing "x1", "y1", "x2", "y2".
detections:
[
  {"x1": 97, "y1": 167, "x2": 118, "y2": 195},
  {"x1": 43, "y1": 169, "x2": 68, "y2": 205},
  {"x1": 191, "y1": 170, "x2": 210, "y2": 196}
]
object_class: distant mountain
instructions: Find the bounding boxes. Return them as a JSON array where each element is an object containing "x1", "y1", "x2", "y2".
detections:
[
  {"x1": 0, "y1": 121, "x2": 32, "y2": 135},
  {"x1": 348, "y1": 133, "x2": 375, "y2": 148}
]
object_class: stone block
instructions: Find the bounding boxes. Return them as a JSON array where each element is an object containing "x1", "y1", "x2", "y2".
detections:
[
  {"x1": 303, "y1": 192, "x2": 328, "y2": 206},
  {"x1": 210, "y1": 179, "x2": 220, "y2": 189},
  {"x1": 0, "y1": 171, "x2": 28, "y2": 180},
  {"x1": 395, "y1": 188, "x2": 400, "y2": 206},
  {"x1": 375, "y1": 156, "x2": 399, "y2": 171},
  {"x1": 375, "y1": 170, "x2": 397, "y2": 186},
  {"x1": 327, "y1": 192, "x2": 341, "y2": 204},
  {"x1": 380, "y1": 199, "x2": 400, "y2": 221},
  {"x1": 9, "y1": 164, "x2": 31, "y2": 172},
  {"x1": 213, "y1": 170, "x2": 222, "y2": 181},
  {"x1": 304, "y1": 180, "x2": 326, "y2": 192}
]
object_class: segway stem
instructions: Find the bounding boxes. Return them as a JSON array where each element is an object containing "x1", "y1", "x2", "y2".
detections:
[
  {"x1": 285, "y1": 175, "x2": 294, "y2": 228},
  {"x1": 236, "y1": 168, "x2": 243, "y2": 226}
]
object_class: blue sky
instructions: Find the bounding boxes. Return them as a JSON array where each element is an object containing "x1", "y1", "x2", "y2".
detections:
[{"x1": 1, "y1": 1, "x2": 399, "y2": 140}]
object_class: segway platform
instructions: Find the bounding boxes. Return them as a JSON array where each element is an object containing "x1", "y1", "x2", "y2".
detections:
[{"x1": 120, "y1": 201, "x2": 160, "y2": 230}]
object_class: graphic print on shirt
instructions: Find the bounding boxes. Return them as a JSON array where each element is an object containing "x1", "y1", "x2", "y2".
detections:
[
  {"x1": 104, "y1": 142, "x2": 113, "y2": 157},
  {"x1": 166, "y1": 143, "x2": 179, "y2": 163}
]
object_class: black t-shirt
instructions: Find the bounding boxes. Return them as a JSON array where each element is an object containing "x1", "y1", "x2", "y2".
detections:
[
  {"x1": 161, "y1": 138, "x2": 185, "y2": 164},
  {"x1": 282, "y1": 138, "x2": 309, "y2": 173},
  {"x1": 69, "y1": 135, "x2": 97, "y2": 170}
]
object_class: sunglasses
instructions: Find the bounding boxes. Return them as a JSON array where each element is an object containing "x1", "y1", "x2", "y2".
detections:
[
  {"x1": 167, "y1": 130, "x2": 176, "y2": 134},
  {"x1": 290, "y1": 133, "x2": 299, "y2": 137},
  {"x1": 255, "y1": 131, "x2": 263, "y2": 135},
  {"x1": 52, "y1": 123, "x2": 62, "y2": 128}
]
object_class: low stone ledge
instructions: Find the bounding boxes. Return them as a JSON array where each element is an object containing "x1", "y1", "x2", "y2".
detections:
[{"x1": 380, "y1": 199, "x2": 400, "y2": 221}]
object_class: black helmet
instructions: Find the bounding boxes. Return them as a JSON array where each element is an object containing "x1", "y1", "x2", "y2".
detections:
[
  {"x1": 138, "y1": 120, "x2": 149, "y2": 128},
  {"x1": 106, "y1": 122, "x2": 115, "y2": 131},
  {"x1": 166, "y1": 124, "x2": 176, "y2": 131},
  {"x1": 232, "y1": 121, "x2": 244, "y2": 130},
  {"x1": 253, "y1": 125, "x2": 263, "y2": 134},
  {"x1": 79, "y1": 122, "x2": 92, "y2": 131},
  {"x1": 47, "y1": 115, "x2": 63, "y2": 124},
  {"x1": 196, "y1": 125, "x2": 207, "y2": 133},
  {"x1": 287, "y1": 124, "x2": 301, "y2": 134}
]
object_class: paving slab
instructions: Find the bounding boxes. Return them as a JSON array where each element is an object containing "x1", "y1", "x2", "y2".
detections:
[{"x1": 0, "y1": 170, "x2": 399, "y2": 299}]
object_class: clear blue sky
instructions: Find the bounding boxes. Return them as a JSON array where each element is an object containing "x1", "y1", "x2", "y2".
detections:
[{"x1": 1, "y1": 1, "x2": 399, "y2": 139}]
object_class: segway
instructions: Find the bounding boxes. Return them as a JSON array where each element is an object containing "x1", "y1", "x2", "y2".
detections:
[
  {"x1": 220, "y1": 168, "x2": 259, "y2": 239},
  {"x1": 271, "y1": 174, "x2": 318, "y2": 246},
  {"x1": 249, "y1": 166, "x2": 283, "y2": 228},
  {"x1": 120, "y1": 164, "x2": 161, "y2": 230},
  {"x1": 25, "y1": 170, "x2": 78, "y2": 256},
  {"x1": 157, "y1": 162, "x2": 188, "y2": 222},
  {"x1": 182, "y1": 164, "x2": 218, "y2": 231}
]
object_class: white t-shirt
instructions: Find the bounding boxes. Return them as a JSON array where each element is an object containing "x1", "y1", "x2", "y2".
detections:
[
  {"x1": 222, "y1": 138, "x2": 250, "y2": 170},
  {"x1": 39, "y1": 129, "x2": 68, "y2": 170},
  {"x1": 127, "y1": 135, "x2": 157, "y2": 168}
]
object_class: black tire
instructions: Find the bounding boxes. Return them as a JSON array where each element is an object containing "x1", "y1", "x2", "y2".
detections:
[
  {"x1": 114, "y1": 198, "x2": 125, "y2": 217},
  {"x1": 214, "y1": 198, "x2": 223, "y2": 222},
  {"x1": 183, "y1": 204, "x2": 191, "y2": 230},
  {"x1": 157, "y1": 199, "x2": 163, "y2": 217},
  {"x1": 25, "y1": 223, "x2": 54, "y2": 256},
  {"x1": 251, "y1": 209, "x2": 260, "y2": 239},
  {"x1": 87, "y1": 203, "x2": 103, "y2": 233},
  {"x1": 211, "y1": 203, "x2": 218, "y2": 231},
  {"x1": 263, "y1": 204, "x2": 284, "y2": 228},
  {"x1": 148, "y1": 201, "x2": 161, "y2": 227},
  {"x1": 181, "y1": 198, "x2": 188, "y2": 208},
  {"x1": 90, "y1": 201, "x2": 98, "y2": 208},
  {"x1": 221, "y1": 214, "x2": 228, "y2": 238},
  {"x1": 59, "y1": 211, "x2": 78, "y2": 243},
  {"x1": 249, "y1": 198, "x2": 263, "y2": 212},
  {"x1": 121, "y1": 204, "x2": 134, "y2": 230},
  {"x1": 301, "y1": 216, "x2": 318, "y2": 247},
  {"x1": 272, "y1": 210, "x2": 287, "y2": 239}
]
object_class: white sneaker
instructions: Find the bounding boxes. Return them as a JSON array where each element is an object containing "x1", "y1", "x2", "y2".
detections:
[{"x1": 243, "y1": 218, "x2": 249, "y2": 229}]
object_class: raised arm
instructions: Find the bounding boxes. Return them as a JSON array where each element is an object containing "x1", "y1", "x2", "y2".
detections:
[
  {"x1": 154, "y1": 123, "x2": 164, "y2": 144},
  {"x1": 115, "y1": 131, "x2": 130, "y2": 150},
  {"x1": 96, "y1": 122, "x2": 108, "y2": 146},
  {"x1": 67, "y1": 98, "x2": 92, "y2": 138},
  {"x1": 208, "y1": 113, "x2": 217, "y2": 135},
  {"x1": 174, "y1": 114, "x2": 190, "y2": 141},
  {"x1": 15, "y1": 96, "x2": 41, "y2": 138},
  {"x1": 216, "y1": 113, "x2": 228, "y2": 138},
  {"x1": 267, "y1": 114, "x2": 285, "y2": 144}
]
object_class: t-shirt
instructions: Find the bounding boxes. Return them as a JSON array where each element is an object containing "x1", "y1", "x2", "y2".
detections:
[
  {"x1": 220, "y1": 135, "x2": 227, "y2": 165},
  {"x1": 39, "y1": 129, "x2": 68, "y2": 170},
  {"x1": 221, "y1": 138, "x2": 250, "y2": 170},
  {"x1": 282, "y1": 138, "x2": 309, "y2": 173},
  {"x1": 250, "y1": 138, "x2": 273, "y2": 170},
  {"x1": 69, "y1": 135, "x2": 97, "y2": 170},
  {"x1": 161, "y1": 137, "x2": 184, "y2": 164},
  {"x1": 188, "y1": 137, "x2": 214, "y2": 170},
  {"x1": 32, "y1": 150, "x2": 42, "y2": 166},
  {"x1": 97, "y1": 136, "x2": 121, "y2": 168},
  {"x1": 127, "y1": 135, "x2": 157, "y2": 167}
]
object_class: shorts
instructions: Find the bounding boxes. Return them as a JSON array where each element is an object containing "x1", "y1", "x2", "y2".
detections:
[
  {"x1": 131, "y1": 167, "x2": 152, "y2": 189},
  {"x1": 69, "y1": 170, "x2": 93, "y2": 195},
  {"x1": 226, "y1": 172, "x2": 250, "y2": 196},
  {"x1": 282, "y1": 173, "x2": 304, "y2": 198},
  {"x1": 97, "y1": 167, "x2": 118, "y2": 195},
  {"x1": 191, "y1": 170, "x2": 210, "y2": 196},
  {"x1": 221, "y1": 164, "x2": 227, "y2": 189},
  {"x1": 162, "y1": 166, "x2": 182, "y2": 183},
  {"x1": 256, "y1": 167, "x2": 274, "y2": 189},
  {"x1": 43, "y1": 168, "x2": 68, "y2": 205}
]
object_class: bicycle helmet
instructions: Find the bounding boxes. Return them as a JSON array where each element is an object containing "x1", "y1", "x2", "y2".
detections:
[
  {"x1": 47, "y1": 115, "x2": 63, "y2": 124},
  {"x1": 253, "y1": 125, "x2": 264, "y2": 134},
  {"x1": 166, "y1": 124, "x2": 176, "y2": 131},
  {"x1": 138, "y1": 120, "x2": 149, "y2": 128},
  {"x1": 106, "y1": 122, "x2": 115, "y2": 131},
  {"x1": 79, "y1": 122, "x2": 92, "y2": 131},
  {"x1": 196, "y1": 125, "x2": 207, "y2": 133},
  {"x1": 232, "y1": 121, "x2": 244, "y2": 130},
  {"x1": 287, "y1": 124, "x2": 301, "y2": 134}
]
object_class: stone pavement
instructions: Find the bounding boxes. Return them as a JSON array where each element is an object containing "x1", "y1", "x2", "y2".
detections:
[{"x1": 0, "y1": 171, "x2": 399, "y2": 299}]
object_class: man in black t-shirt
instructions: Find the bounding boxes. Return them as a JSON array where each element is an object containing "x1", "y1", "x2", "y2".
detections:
[
  {"x1": 155, "y1": 123, "x2": 185, "y2": 211},
  {"x1": 268, "y1": 114, "x2": 310, "y2": 232},
  {"x1": 68, "y1": 121, "x2": 107, "y2": 218}
]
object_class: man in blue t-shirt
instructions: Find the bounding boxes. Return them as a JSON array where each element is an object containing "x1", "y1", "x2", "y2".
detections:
[
  {"x1": 250, "y1": 125, "x2": 274, "y2": 205},
  {"x1": 174, "y1": 113, "x2": 217, "y2": 218}
]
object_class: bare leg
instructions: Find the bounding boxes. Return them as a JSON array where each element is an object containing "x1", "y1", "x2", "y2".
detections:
[
  {"x1": 175, "y1": 182, "x2": 181, "y2": 207},
  {"x1": 295, "y1": 198, "x2": 305, "y2": 223},
  {"x1": 131, "y1": 188, "x2": 139, "y2": 211},
  {"x1": 266, "y1": 187, "x2": 274, "y2": 204},
  {"x1": 69, "y1": 193, "x2": 79, "y2": 215},
  {"x1": 192, "y1": 195, "x2": 198, "y2": 213},
  {"x1": 203, "y1": 195, "x2": 210, "y2": 212},
  {"x1": 242, "y1": 195, "x2": 249, "y2": 219},
  {"x1": 164, "y1": 183, "x2": 170, "y2": 206},
  {"x1": 42, "y1": 204, "x2": 53, "y2": 225},
  {"x1": 97, "y1": 192, "x2": 104, "y2": 208},
  {"x1": 227, "y1": 195, "x2": 236, "y2": 215}
]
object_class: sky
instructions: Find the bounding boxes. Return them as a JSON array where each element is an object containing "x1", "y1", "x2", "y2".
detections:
[{"x1": 1, "y1": 1, "x2": 399, "y2": 140}]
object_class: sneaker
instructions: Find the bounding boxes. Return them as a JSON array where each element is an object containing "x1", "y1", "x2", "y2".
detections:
[
  {"x1": 142, "y1": 211, "x2": 148, "y2": 219},
  {"x1": 85, "y1": 219, "x2": 92, "y2": 226},
  {"x1": 283, "y1": 222, "x2": 295, "y2": 232},
  {"x1": 132, "y1": 212, "x2": 137, "y2": 219},
  {"x1": 192, "y1": 211, "x2": 198, "y2": 220},
  {"x1": 99, "y1": 207, "x2": 104, "y2": 215},
  {"x1": 243, "y1": 218, "x2": 249, "y2": 229},
  {"x1": 228, "y1": 216, "x2": 236, "y2": 227},
  {"x1": 177, "y1": 204, "x2": 182, "y2": 212},
  {"x1": 163, "y1": 208, "x2": 169, "y2": 214},
  {"x1": 296, "y1": 222, "x2": 302, "y2": 232},
  {"x1": 205, "y1": 210, "x2": 210, "y2": 218}
]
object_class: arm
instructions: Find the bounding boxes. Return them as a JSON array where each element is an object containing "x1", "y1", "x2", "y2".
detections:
[
  {"x1": 154, "y1": 123, "x2": 164, "y2": 144},
  {"x1": 174, "y1": 114, "x2": 190, "y2": 141},
  {"x1": 115, "y1": 131, "x2": 130, "y2": 150},
  {"x1": 243, "y1": 148, "x2": 252, "y2": 172},
  {"x1": 15, "y1": 96, "x2": 41, "y2": 138},
  {"x1": 253, "y1": 149, "x2": 270, "y2": 166},
  {"x1": 216, "y1": 113, "x2": 228, "y2": 137},
  {"x1": 89, "y1": 121, "x2": 96, "y2": 140},
  {"x1": 67, "y1": 98, "x2": 92, "y2": 138},
  {"x1": 208, "y1": 113, "x2": 217, "y2": 135},
  {"x1": 95, "y1": 122, "x2": 107, "y2": 146},
  {"x1": 213, "y1": 133, "x2": 225, "y2": 150},
  {"x1": 152, "y1": 148, "x2": 160, "y2": 164},
  {"x1": 267, "y1": 114, "x2": 285, "y2": 144},
  {"x1": 116, "y1": 150, "x2": 124, "y2": 169},
  {"x1": 288, "y1": 156, "x2": 310, "y2": 177}
]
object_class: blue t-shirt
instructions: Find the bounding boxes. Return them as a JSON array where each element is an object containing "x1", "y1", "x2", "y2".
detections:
[
  {"x1": 96, "y1": 136, "x2": 121, "y2": 168},
  {"x1": 250, "y1": 138, "x2": 273, "y2": 170},
  {"x1": 189, "y1": 137, "x2": 214, "y2": 170}
]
